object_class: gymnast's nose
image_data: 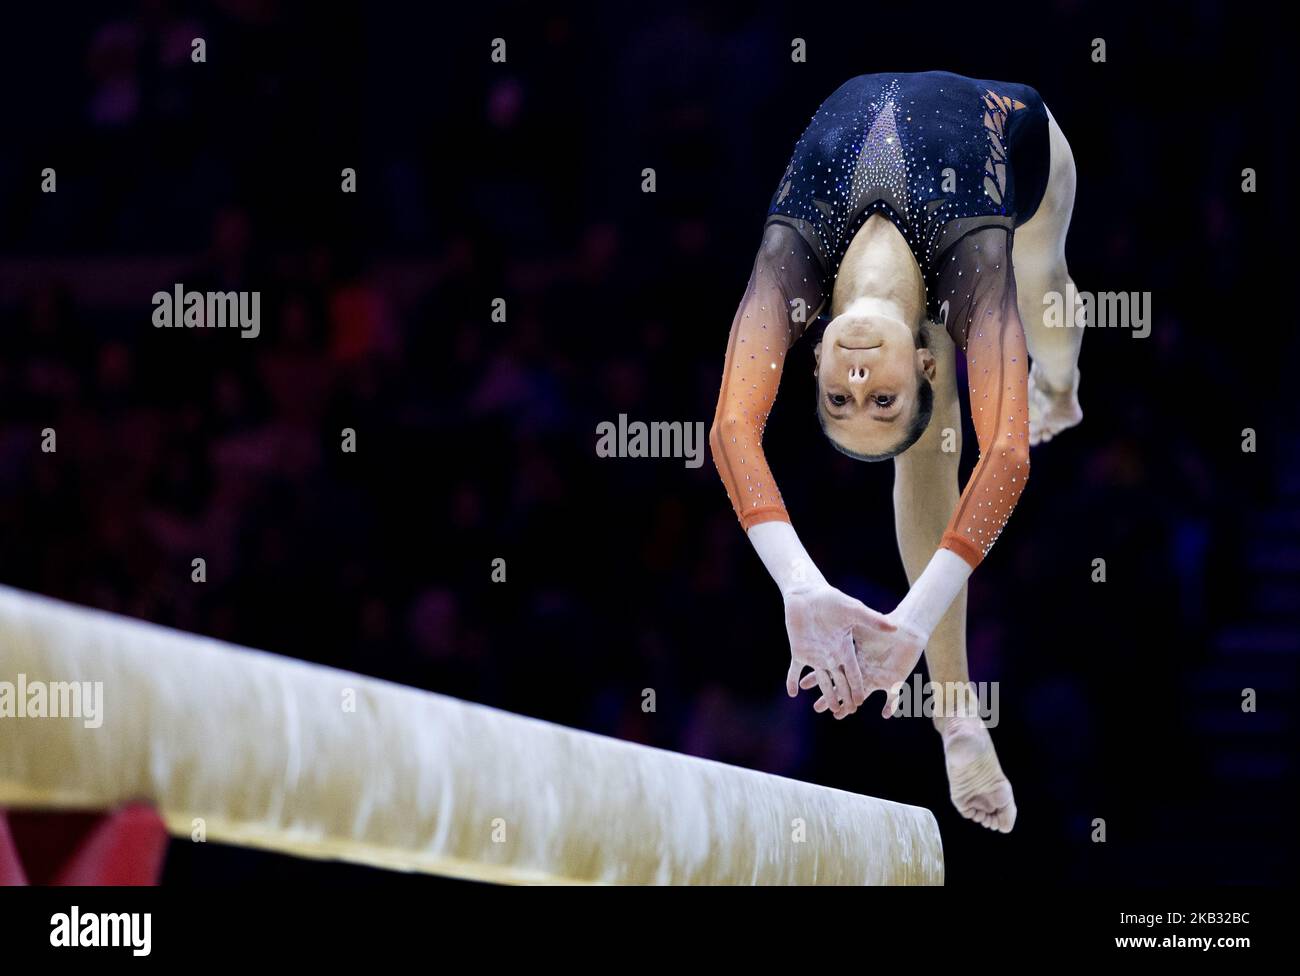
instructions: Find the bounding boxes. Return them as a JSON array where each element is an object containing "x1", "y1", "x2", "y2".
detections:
[{"x1": 847, "y1": 366, "x2": 868, "y2": 385}]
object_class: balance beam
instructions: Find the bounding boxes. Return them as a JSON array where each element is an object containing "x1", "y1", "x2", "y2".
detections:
[{"x1": 0, "y1": 585, "x2": 943, "y2": 885}]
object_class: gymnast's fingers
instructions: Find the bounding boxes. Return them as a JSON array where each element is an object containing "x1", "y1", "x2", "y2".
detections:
[
  {"x1": 880, "y1": 681, "x2": 904, "y2": 719},
  {"x1": 805, "y1": 668, "x2": 851, "y2": 713},
  {"x1": 786, "y1": 658, "x2": 803, "y2": 697},
  {"x1": 837, "y1": 637, "x2": 867, "y2": 706},
  {"x1": 802, "y1": 667, "x2": 850, "y2": 702},
  {"x1": 815, "y1": 670, "x2": 842, "y2": 718},
  {"x1": 829, "y1": 669, "x2": 855, "y2": 718},
  {"x1": 835, "y1": 666, "x2": 861, "y2": 716}
]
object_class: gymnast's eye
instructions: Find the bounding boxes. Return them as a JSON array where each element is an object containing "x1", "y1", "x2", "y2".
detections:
[
  {"x1": 873, "y1": 394, "x2": 895, "y2": 407},
  {"x1": 828, "y1": 393, "x2": 848, "y2": 407}
]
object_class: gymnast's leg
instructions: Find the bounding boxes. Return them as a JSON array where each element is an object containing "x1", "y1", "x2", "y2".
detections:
[
  {"x1": 892, "y1": 323, "x2": 1017, "y2": 833},
  {"x1": 1014, "y1": 108, "x2": 1084, "y2": 446}
]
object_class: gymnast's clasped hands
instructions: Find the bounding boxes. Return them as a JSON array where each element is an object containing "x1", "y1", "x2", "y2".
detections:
[{"x1": 781, "y1": 582, "x2": 926, "y2": 721}]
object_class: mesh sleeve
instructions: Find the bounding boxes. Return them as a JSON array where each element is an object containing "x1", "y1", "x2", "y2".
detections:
[
  {"x1": 933, "y1": 228, "x2": 1031, "y2": 567},
  {"x1": 709, "y1": 220, "x2": 827, "y2": 530}
]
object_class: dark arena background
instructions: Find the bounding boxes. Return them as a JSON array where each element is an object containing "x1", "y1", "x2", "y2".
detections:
[{"x1": 0, "y1": 0, "x2": 1295, "y2": 913}]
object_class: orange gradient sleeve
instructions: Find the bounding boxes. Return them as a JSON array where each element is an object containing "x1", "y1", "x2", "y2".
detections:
[
  {"x1": 709, "y1": 222, "x2": 825, "y2": 530},
  {"x1": 934, "y1": 230, "x2": 1031, "y2": 568}
]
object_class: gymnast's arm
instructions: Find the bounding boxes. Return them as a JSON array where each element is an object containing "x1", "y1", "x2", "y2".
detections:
[
  {"x1": 891, "y1": 235, "x2": 1031, "y2": 640},
  {"x1": 709, "y1": 224, "x2": 896, "y2": 717}
]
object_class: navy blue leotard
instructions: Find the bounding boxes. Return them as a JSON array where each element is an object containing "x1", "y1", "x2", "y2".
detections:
[{"x1": 765, "y1": 70, "x2": 1049, "y2": 330}]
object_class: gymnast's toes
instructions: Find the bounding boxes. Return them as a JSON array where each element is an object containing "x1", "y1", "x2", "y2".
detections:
[{"x1": 940, "y1": 716, "x2": 1018, "y2": 834}]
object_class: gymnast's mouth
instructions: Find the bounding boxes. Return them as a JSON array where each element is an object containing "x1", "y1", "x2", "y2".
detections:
[{"x1": 837, "y1": 343, "x2": 883, "y2": 351}]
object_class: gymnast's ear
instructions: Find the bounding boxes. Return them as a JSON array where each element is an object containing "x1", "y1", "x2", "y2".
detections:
[
  {"x1": 812, "y1": 341, "x2": 822, "y2": 376},
  {"x1": 917, "y1": 347, "x2": 937, "y2": 382}
]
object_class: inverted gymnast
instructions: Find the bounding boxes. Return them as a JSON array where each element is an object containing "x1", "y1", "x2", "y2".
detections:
[{"x1": 709, "y1": 71, "x2": 1083, "y2": 832}]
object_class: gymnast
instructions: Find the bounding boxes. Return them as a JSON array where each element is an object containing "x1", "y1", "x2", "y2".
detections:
[{"x1": 709, "y1": 71, "x2": 1083, "y2": 832}]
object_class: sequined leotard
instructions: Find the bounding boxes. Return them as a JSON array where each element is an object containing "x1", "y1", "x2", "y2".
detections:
[{"x1": 710, "y1": 71, "x2": 1048, "y2": 568}]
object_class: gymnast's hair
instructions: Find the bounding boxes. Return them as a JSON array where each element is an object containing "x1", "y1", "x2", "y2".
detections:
[{"x1": 816, "y1": 323, "x2": 935, "y2": 462}]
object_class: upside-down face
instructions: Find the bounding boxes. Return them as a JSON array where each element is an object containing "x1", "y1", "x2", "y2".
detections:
[{"x1": 814, "y1": 312, "x2": 936, "y2": 460}]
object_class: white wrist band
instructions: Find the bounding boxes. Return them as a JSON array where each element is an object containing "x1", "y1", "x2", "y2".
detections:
[
  {"x1": 893, "y1": 549, "x2": 973, "y2": 637},
  {"x1": 746, "y1": 521, "x2": 828, "y2": 598}
]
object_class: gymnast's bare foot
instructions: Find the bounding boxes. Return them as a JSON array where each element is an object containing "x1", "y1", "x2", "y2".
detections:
[
  {"x1": 1027, "y1": 360, "x2": 1082, "y2": 446},
  {"x1": 938, "y1": 714, "x2": 1018, "y2": 833}
]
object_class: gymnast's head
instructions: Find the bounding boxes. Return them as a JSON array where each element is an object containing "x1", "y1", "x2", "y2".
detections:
[{"x1": 814, "y1": 311, "x2": 936, "y2": 461}]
